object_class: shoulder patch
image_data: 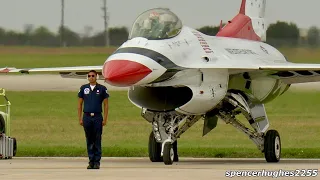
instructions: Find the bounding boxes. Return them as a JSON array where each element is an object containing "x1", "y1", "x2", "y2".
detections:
[{"x1": 84, "y1": 88, "x2": 90, "y2": 94}]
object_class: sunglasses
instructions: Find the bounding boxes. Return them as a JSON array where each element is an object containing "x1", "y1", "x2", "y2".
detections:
[{"x1": 88, "y1": 75, "x2": 95, "y2": 77}]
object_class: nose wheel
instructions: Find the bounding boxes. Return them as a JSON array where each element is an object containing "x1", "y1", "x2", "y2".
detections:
[
  {"x1": 163, "y1": 142, "x2": 174, "y2": 165},
  {"x1": 148, "y1": 131, "x2": 179, "y2": 164},
  {"x1": 145, "y1": 112, "x2": 197, "y2": 165},
  {"x1": 148, "y1": 131, "x2": 163, "y2": 162},
  {"x1": 161, "y1": 140, "x2": 179, "y2": 165}
]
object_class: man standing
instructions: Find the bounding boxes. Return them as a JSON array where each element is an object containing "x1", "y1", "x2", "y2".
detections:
[{"x1": 78, "y1": 70, "x2": 109, "y2": 169}]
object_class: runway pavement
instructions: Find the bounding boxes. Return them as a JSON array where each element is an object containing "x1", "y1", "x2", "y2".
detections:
[
  {"x1": 1, "y1": 74, "x2": 320, "y2": 91},
  {"x1": 0, "y1": 157, "x2": 319, "y2": 180}
]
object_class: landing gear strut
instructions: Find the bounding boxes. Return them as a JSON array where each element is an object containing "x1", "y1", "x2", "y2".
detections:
[
  {"x1": 218, "y1": 92, "x2": 281, "y2": 163},
  {"x1": 144, "y1": 110, "x2": 200, "y2": 165}
]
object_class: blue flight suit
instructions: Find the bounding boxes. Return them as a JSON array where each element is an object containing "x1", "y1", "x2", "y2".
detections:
[{"x1": 78, "y1": 83, "x2": 109, "y2": 166}]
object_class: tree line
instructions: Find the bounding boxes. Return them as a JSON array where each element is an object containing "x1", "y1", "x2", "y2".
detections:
[
  {"x1": 0, "y1": 21, "x2": 319, "y2": 47},
  {"x1": 0, "y1": 25, "x2": 129, "y2": 47}
]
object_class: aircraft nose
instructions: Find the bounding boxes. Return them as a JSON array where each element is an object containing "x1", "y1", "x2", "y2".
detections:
[{"x1": 103, "y1": 60, "x2": 152, "y2": 87}]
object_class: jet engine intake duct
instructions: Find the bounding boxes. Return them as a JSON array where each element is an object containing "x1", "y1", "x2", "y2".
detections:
[{"x1": 128, "y1": 86, "x2": 193, "y2": 112}]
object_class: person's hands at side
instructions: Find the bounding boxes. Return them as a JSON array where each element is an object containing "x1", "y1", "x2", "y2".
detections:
[{"x1": 102, "y1": 119, "x2": 107, "y2": 126}]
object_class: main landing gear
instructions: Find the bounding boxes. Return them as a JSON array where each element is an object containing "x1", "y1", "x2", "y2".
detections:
[
  {"x1": 217, "y1": 92, "x2": 281, "y2": 162},
  {"x1": 143, "y1": 110, "x2": 200, "y2": 165}
]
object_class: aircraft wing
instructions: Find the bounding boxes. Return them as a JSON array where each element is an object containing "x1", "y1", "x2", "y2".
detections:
[
  {"x1": 186, "y1": 60, "x2": 320, "y2": 84},
  {"x1": 3, "y1": 61, "x2": 320, "y2": 84},
  {"x1": 258, "y1": 62, "x2": 320, "y2": 84},
  {"x1": 0, "y1": 66, "x2": 103, "y2": 73},
  {"x1": 0, "y1": 66, "x2": 104, "y2": 79}
]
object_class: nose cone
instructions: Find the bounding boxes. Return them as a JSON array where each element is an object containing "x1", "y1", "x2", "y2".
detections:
[{"x1": 103, "y1": 60, "x2": 152, "y2": 87}]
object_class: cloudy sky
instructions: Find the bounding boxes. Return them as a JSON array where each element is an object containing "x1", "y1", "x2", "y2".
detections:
[{"x1": 0, "y1": 0, "x2": 319, "y2": 34}]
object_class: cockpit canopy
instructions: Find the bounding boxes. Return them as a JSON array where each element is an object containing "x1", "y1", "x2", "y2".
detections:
[{"x1": 128, "y1": 8, "x2": 183, "y2": 40}]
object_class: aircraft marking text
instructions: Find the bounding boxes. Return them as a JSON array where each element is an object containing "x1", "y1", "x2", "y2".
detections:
[
  {"x1": 225, "y1": 48, "x2": 257, "y2": 55},
  {"x1": 192, "y1": 31, "x2": 214, "y2": 54}
]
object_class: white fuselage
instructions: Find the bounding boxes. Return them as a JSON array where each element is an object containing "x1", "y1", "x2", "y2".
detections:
[
  {"x1": 104, "y1": 26, "x2": 289, "y2": 115},
  {"x1": 109, "y1": 26, "x2": 287, "y2": 70}
]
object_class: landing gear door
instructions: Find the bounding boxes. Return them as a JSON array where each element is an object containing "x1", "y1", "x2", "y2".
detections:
[{"x1": 250, "y1": 104, "x2": 269, "y2": 133}]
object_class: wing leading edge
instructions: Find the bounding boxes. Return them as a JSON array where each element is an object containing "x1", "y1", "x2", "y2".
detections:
[
  {"x1": 1, "y1": 66, "x2": 103, "y2": 73},
  {"x1": 0, "y1": 66, "x2": 104, "y2": 79}
]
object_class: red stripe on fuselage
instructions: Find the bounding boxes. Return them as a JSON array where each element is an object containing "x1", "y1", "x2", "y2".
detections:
[{"x1": 0, "y1": 68, "x2": 10, "y2": 73}]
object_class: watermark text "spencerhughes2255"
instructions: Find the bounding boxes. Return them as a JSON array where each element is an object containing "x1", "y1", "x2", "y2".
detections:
[{"x1": 225, "y1": 169, "x2": 318, "y2": 178}]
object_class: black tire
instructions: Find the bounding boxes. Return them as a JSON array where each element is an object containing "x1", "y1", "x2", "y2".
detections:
[
  {"x1": 0, "y1": 114, "x2": 5, "y2": 134},
  {"x1": 148, "y1": 131, "x2": 162, "y2": 162},
  {"x1": 163, "y1": 142, "x2": 174, "y2": 165},
  {"x1": 173, "y1": 141, "x2": 179, "y2": 162},
  {"x1": 264, "y1": 130, "x2": 281, "y2": 162},
  {"x1": 12, "y1": 138, "x2": 17, "y2": 156}
]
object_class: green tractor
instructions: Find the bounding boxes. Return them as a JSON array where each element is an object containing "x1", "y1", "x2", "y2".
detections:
[{"x1": 0, "y1": 88, "x2": 17, "y2": 159}]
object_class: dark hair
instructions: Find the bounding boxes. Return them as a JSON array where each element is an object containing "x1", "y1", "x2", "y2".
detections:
[{"x1": 88, "y1": 70, "x2": 97, "y2": 75}]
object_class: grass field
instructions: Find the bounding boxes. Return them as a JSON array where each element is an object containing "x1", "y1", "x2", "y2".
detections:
[
  {"x1": 1, "y1": 46, "x2": 320, "y2": 158},
  {"x1": 0, "y1": 90, "x2": 319, "y2": 158},
  {"x1": 0, "y1": 47, "x2": 116, "y2": 69}
]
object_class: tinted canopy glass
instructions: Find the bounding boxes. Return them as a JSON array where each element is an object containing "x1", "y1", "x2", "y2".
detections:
[{"x1": 129, "y1": 8, "x2": 182, "y2": 40}]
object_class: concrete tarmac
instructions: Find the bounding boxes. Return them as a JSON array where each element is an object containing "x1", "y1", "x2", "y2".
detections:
[{"x1": 0, "y1": 157, "x2": 319, "y2": 180}]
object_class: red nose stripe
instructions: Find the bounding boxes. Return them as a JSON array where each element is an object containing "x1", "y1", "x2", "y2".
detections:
[
  {"x1": 103, "y1": 60, "x2": 152, "y2": 87},
  {"x1": 0, "y1": 68, "x2": 10, "y2": 73}
]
